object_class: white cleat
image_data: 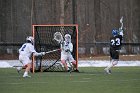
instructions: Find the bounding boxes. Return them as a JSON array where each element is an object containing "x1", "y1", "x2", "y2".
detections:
[{"x1": 104, "y1": 68, "x2": 111, "y2": 74}]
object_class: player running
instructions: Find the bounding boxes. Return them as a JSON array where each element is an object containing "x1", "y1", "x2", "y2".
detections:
[
  {"x1": 104, "y1": 17, "x2": 124, "y2": 74},
  {"x1": 17, "y1": 36, "x2": 45, "y2": 77}
]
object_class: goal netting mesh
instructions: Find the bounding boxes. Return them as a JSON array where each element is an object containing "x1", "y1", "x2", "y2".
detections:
[{"x1": 32, "y1": 25, "x2": 78, "y2": 72}]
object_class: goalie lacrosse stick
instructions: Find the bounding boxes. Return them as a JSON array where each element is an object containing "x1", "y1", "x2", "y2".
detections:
[{"x1": 53, "y1": 32, "x2": 64, "y2": 43}]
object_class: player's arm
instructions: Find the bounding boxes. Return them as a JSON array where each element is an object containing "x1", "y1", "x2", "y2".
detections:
[
  {"x1": 30, "y1": 45, "x2": 45, "y2": 56},
  {"x1": 69, "y1": 43, "x2": 73, "y2": 52},
  {"x1": 33, "y1": 52, "x2": 45, "y2": 56},
  {"x1": 64, "y1": 43, "x2": 73, "y2": 52}
]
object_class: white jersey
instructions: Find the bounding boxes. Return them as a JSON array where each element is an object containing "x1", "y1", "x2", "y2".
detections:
[
  {"x1": 19, "y1": 43, "x2": 36, "y2": 58},
  {"x1": 61, "y1": 41, "x2": 73, "y2": 54},
  {"x1": 19, "y1": 43, "x2": 43, "y2": 66}
]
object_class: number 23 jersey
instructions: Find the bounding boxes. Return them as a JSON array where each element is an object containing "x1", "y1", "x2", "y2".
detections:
[{"x1": 110, "y1": 35, "x2": 123, "y2": 50}]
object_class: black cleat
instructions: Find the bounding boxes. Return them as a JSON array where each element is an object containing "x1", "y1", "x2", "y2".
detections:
[
  {"x1": 109, "y1": 69, "x2": 112, "y2": 73},
  {"x1": 74, "y1": 69, "x2": 80, "y2": 72}
]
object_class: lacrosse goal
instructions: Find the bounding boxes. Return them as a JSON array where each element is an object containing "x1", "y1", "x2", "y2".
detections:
[{"x1": 32, "y1": 24, "x2": 78, "y2": 72}]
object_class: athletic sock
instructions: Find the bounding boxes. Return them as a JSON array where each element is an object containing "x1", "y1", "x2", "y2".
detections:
[{"x1": 23, "y1": 71, "x2": 28, "y2": 76}]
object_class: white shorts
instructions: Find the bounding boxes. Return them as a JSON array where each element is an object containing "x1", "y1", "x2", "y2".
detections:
[
  {"x1": 19, "y1": 55, "x2": 32, "y2": 66},
  {"x1": 61, "y1": 53, "x2": 75, "y2": 62}
]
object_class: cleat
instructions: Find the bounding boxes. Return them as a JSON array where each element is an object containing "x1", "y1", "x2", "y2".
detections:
[
  {"x1": 16, "y1": 67, "x2": 22, "y2": 73},
  {"x1": 74, "y1": 69, "x2": 80, "y2": 72},
  {"x1": 67, "y1": 67, "x2": 73, "y2": 73},
  {"x1": 68, "y1": 70, "x2": 72, "y2": 73},
  {"x1": 104, "y1": 68, "x2": 111, "y2": 74},
  {"x1": 109, "y1": 69, "x2": 112, "y2": 73},
  {"x1": 67, "y1": 69, "x2": 72, "y2": 73}
]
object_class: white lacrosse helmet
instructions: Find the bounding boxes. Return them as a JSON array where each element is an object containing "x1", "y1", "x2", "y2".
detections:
[
  {"x1": 26, "y1": 36, "x2": 34, "y2": 43},
  {"x1": 64, "y1": 34, "x2": 71, "y2": 42}
]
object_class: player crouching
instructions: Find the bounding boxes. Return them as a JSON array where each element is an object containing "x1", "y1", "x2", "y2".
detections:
[
  {"x1": 17, "y1": 36, "x2": 45, "y2": 78},
  {"x1": 61, "y1": 34, "x2": 79, "y2": 72}
]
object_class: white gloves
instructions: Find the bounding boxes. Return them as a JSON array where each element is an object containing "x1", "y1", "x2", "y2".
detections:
[{"x1": 41, "y1": 52, "x2": 46, "y2": 56}]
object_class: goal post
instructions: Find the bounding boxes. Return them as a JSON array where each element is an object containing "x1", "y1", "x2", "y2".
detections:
[{"x1": 32, "y1": 24, "x2": 78, "y2": 72}]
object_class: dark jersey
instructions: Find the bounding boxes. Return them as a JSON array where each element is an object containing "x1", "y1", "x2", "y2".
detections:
[{"x1": 110, "y1": 35, "x2": 123, "y2": 50}]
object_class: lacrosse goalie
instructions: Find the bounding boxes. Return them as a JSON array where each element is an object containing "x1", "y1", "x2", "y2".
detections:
[
  {"x1": 61, "y1": 34, "x2": 79, "y2": 72},
  {"x1": 17, "y1": 36, "x2": 45, "y2": 77},
  {"x1": 104, "y1": 16, "x2": 124, "y2": 74}
]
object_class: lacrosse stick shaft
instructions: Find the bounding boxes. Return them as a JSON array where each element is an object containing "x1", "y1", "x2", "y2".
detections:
[{"x1": 45, "y1": 49, "x2": 60, "y2": 54}]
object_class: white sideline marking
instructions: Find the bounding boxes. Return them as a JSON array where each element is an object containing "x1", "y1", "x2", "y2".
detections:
[{"x1": 1, "y1": 60, "x2": 140, "y2": 68}]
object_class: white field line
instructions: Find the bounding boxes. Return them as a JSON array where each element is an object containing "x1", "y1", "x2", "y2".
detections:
[
  {"x1": 1, "y1": 60, "x2": 140, "y2": 68},
  {"x1": 1, "y1": 78, "x2": 139, "y2": 85}
]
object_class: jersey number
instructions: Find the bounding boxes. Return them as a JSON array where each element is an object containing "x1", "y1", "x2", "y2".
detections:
[
  {"x1": 21, "y1": 45, "x2": 26, "y2": 51},
  {"x1": 111, "y1": 38, "x2": 121, "y2": 46}
]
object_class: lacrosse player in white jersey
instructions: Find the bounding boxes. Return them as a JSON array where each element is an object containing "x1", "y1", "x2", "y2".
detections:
[
  {"x1": 18, "y1": 36, "x2": 45, "y2": 77},
  {"x1": 61, "y1": 34, "x2": 79, "y2": 72}
]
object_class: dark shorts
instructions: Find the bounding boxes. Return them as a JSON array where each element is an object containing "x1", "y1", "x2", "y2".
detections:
[{"x1": 110, "y1": 49, "x2": 119, "y2": 59}]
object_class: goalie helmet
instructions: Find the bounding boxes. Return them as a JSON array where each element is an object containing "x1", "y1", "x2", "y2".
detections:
[
  {"x1": 64, "y1": 34, "x2": 71, "y2": 43},
  {"x1": 112, "y1": 29, "x2": 118, "y2": 36},
  {"x1": 26, "y1": 36, "x2": 34, "y2": 44}
]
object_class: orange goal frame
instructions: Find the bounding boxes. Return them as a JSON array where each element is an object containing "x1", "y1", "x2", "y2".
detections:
[{"x1": 32, "y1": 24, "x2": 79, "y2": 73}]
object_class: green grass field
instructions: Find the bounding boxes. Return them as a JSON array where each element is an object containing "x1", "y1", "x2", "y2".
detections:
[{"x1": 0, "y1": 67, "x2": 140, "y2": 93}]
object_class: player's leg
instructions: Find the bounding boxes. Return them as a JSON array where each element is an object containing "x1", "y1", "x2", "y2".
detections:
[
  {"x1": 23, "y1": 63, "x2": 31, "y2": 77},
  {"x1": 69, "y1": 55, "x2": 79, "y2": 72},
  {"x1": 17, "y1": 55, "x2": 24, "y2": 73},
  {"x1": 22, "y1": 58, "x2": 32, "y2": 77},
  {"x1": 61, "y1": 59, "x2": 69, "y2": 71},
  {"x1": 104, "y1": 50, "x2": 119, "y2": 74},
  {"x1": 104, "y1": 50, "x2": 114, "y2": 74},
  {"x1": 61, "y1": 53, "x2": 70, "y2": 72}
]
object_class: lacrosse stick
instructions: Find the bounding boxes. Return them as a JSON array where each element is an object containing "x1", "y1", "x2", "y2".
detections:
[
  {"x1": 53, "y1": 32, "x2": 64, "y2": 43},
  {"x1": 45, "y1": 49, "x2": 61, "y2": 54},
  {"x1": 119, "y1": 16, "x2": 125, "y2": 36},
  {"x1": 120, "y1": 16, "x2": 123, "y2": 30}
]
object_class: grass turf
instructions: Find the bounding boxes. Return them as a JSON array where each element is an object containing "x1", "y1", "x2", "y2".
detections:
[{"x1": 0, "y1": 67, "x2": 140, "y2": 93}]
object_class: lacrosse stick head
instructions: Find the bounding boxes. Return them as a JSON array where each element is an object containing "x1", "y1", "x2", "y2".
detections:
[
  {"x1": 53, "y1": 32, "x2": 63, "y2": 43},
  {"x1": 120, "y1": 16, "x2": 123, "y2": 23}
]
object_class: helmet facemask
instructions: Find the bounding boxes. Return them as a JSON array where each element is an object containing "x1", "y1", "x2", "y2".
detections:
[
  {"x1": 64, "y1": 34, "x2": 71, "y2": 43},
  {"x1": 26, "y1": 36, "x2": 34, "y2": 44}
]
